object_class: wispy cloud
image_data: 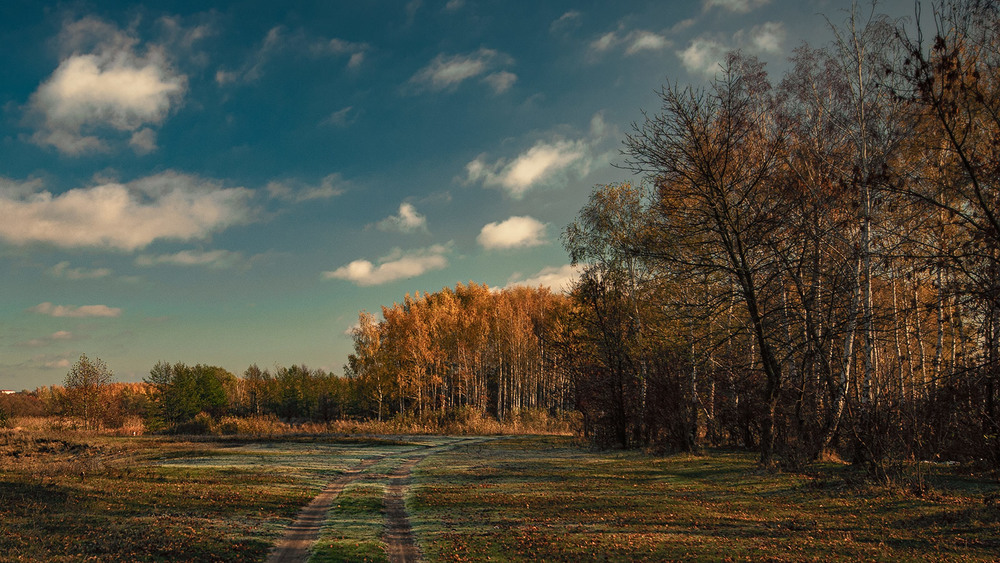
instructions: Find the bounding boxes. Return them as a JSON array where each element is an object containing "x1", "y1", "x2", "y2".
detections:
[
  {"x1": 374, "y1": 203, "x2": 428, "y2": 233},
  {"x1": 0, "y1": 172, "x2": 253, "y2": 251},
  {"x1": 27, "y1": 16, "x2": 186, "y2": 155},
  {"x1": 478, "y1": 216, "x2": 547, "y2": 250},
  {"x1": 678, "y1": 22, "x2": 785, "y2": 77},
  {"x1": 217, "y1": 26, "x2": 370, "y2": 85},
  {"x1": 135, "y1": 249, "x2": 248, "y2": 269},
  {"x1": 408, "y1": 48, "x2": 515, "y2": 94},
  {"x1": 323, "y1": 243, "x2": 451, "y2": 286},
  {"x1": 266, "y1": 173, "x2": 349, "y2": 203},
  {"x1": 505, "y1": 264, "x2": 582, "y2": 293},
  {"x1": 590, "y1": 27, "x2": 671, "y2": 56},
  {"x1": 50, "y1": 261, "x2": 112, "y2": 280},
  {"x1": 18, "y1": 331, "x2": 75, "y2": 348},
  {"x1": 321, "y1": 106, "x2": 359, "y2": 128},
  {"x1": 28, "y1": 302, "x2": 122, "y2": 318},
  {"x1": 551, "y1": 11, "x2": 583, "y2": 34},
  {"x1": 703, "y1": 0, "x2": 771, "y2": 14}
]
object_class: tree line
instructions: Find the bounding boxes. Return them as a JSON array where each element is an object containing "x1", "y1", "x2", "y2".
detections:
[
  {"x1": 560, "y1": 0, "x2": 999, "y2": 471},
  {"x1": 7, "y1": 1, "x2": 995, "y2": 474}
]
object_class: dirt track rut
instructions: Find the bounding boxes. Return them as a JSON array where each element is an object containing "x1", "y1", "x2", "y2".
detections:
[{"x1": 267, "y1": 437, "x2": 486, "y2": 563}]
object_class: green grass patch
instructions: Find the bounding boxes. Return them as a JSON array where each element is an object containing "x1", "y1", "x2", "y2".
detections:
[
  {"x1": 311, "y1": 482, "x2": 388, "y2": 563},
  {"x1": 411, "y1": 436, "x2": 1000, "y2": 562}
]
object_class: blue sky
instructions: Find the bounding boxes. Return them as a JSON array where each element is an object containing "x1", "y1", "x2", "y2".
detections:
[{"x1": 0, "y1": 0, "x2": 918, "y2": 390}]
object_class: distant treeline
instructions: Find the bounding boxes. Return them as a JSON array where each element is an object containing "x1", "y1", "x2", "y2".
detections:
[
  {"x1": 2, "y1": 364, "x2": 356, "y2": 432},
  {"x1": 345, "y1": 283, "x2": 573, "y2": 422}
]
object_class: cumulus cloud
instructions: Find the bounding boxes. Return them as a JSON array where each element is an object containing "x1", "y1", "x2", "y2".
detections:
[
  {"x1": 0, "y1": 171, "x2": 253, "y2": 251},
  {"x1": 28, "y1": 17, "x2": 186, "y2": 155},
  {"x1": 678, "y1": 22, "x2": 785, "y2": 77},
  {"x1": 375, "y1": 203, "x2": 428, "y2": 233},
  {"x1": 135, "y1": 249, "x2": 246, "y2": 269},
  {"x1": 678, "y1": 38, "x2": 729, "y2": 76},
  {"x1": 50, "y1": 261, "x2": 112, "y2": 280},
  {"x1": 465, "y1": 138, "x2": 591, "y2": 198},
  {"x1": 28, "y1": 302, "x2": 122, "y2": 318},
  {"x1": 266, "y1": 173, "x2": 349, "y2": 203},
  {"x1": 129, "y1": 128, "x2": 158, "y2": 154},
  {"x1": 409, "y1": 48, "x2": 515, "y2": 94},
  {"x1": 505, "y1": 264, "x2": 582, "y2": 293},
  {"x1": 478, "y1": 216, "x2": 547, "y2": 250},
  {"x1": 323, "y1": 244, "x2": 451, "y2": 286},
  {"x1": 703, "y1": 0, "x2": 771, "y2": 13}
]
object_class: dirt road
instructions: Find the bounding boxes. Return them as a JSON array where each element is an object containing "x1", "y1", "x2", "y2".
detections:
[{"x1": 266, "y1": 437, "x2": 487, "y2": 563}]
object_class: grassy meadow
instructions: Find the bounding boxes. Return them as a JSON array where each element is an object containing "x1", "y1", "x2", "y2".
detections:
[{"x1": 1, "y1": 428, "x2": 998, "y2": 562}]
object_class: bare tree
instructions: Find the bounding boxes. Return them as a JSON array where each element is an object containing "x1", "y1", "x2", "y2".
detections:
[{"x1": 64, "y1": 354, "x2": 114, "y2": 431}]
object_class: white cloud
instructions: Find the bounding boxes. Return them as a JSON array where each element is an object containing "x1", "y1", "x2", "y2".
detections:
[
  {"x1": 18, "y1": 331, "x2": 76, "y2": 348},
  {"x1": 466, "y1": 138, "x2": 591, "y2": 198},
  {"x1": 483, "y1": 71, "x2": 517, "y2": 94},
  {"x1": 747, "y1": 22, "x2": 784, "y2": 54},
  {"x1": 28, "y1": 17, "x2": 186, "y2": 155},
  {"x1": 129, "y1": 128, "x2": 158, "y2": 154},
  {"x1": 323, "y1": 244, "x2": 451, "y2": 286},
  {"x1": 312, "y1": 37, "x2": 370, "y2": 70},
  {"x1": 322, "y1": 106, "x2": 358, "y2": 128},
  {"x1": 409, "y1": 48, "x2": 515, "y2": 93},
  {"x1": 505, "y1": 264, "x2": 582, "y2": 294},
  {"x1": 266, "y1": 173, "x2": 349, "y2": 203},
  {"x1": 678, "y1": 22, "x2": 784, "y2": 77},
  {"x1": 45, "y1": 358, "x2": 73, "y2": 370},
  {"x1": 678, "y1": 38, "x2": 729, "y2": 76},
  {"x1": 626, "y1": 31, "x2": 671, "y2": 54},
  {"x1": 444, "y1": 0, "x2": 465, "y2": 11},
  {"x1": 28, "y1": 302, "x2": 122, "y2": 318},
  {"x1": 591, "y1": 28, "x2": 671, "y2": 56},
  {"x1": 0, "y1": 171, "x2": 253, "y2": 251},
  {"x1": 591, "y1": 32, "x2": 619, "y2": 53},
  {"x1": 703, "y1": 0, "x2": 771, "y2": 13},
  {"x1": 50, "y1": 261, "x2": 112, "y2": 280},
  {"x1": 551, "y1": 11, "x2": 583, "y2": 34},
  {"x1": 478, "y1": 216, "x2": 547, "y2": 250},
  {"x1": 135, "y1": 249, "x2": 246, "y2": 269},
  {"x1": 218, "y1": 26, "x2": 370, "y2": 85},
  {"x1": 375, "y1": 203, "x2": 428, "y2": 233}
]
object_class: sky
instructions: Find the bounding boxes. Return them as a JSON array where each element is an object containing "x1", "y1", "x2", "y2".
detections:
[{"x1": 0, "y1": 0, "x2": 921, "y2": 391}]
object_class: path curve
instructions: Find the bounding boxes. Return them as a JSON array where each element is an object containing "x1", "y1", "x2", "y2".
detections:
[
  {"x1": 383, "y1": 438, "x2": 490, "y2": 563},
  {"x1": 266, "y1": 455, "x2": 385, "y2": 563},
  {"x1": 267, "y1": 437, "x2": 490, "y2": 563}
]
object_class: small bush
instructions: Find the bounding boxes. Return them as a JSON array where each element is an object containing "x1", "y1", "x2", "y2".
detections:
[{"x1": 172, "y1": 412, "x2": 215, "y2": 435}]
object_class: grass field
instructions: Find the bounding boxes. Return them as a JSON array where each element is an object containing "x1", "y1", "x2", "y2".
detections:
[
  {"x1": 410, "y1": 436, "x2": 1000, "y2": 562},
  {"x1": 2, "y1": 430, "x2": 998, "y2": 562}
]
